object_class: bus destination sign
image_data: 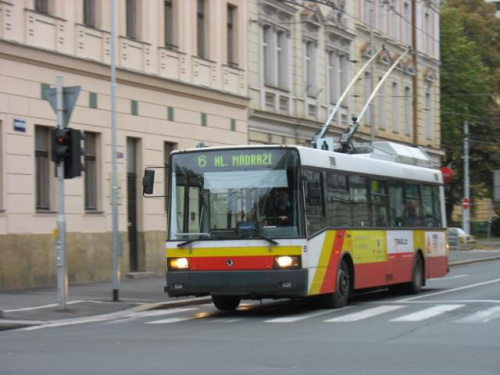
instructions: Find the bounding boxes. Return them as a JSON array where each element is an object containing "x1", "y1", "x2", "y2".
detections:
[{"x1": 198, "y1": 151, "x2": 274, "y2": 169}]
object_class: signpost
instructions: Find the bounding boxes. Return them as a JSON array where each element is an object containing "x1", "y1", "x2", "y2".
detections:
[{"x1": 44, "y1": 77, "x2": 81, "y2": 311}]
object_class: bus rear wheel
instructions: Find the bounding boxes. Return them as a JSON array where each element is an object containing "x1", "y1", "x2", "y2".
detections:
[
  {"x1": 212, "y1": 295, "x2": 241, "y2": 311},
  {"x1": 404, "y1": 255, "x2": 423, "y2": 294},
  {"x1": 320, "y1": 260, "x2": 351, "y2": 309}
]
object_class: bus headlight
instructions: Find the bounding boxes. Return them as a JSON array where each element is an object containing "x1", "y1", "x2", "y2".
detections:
[
  {"x1": 274, "y1": 255, "x2": 301, "y2": 269},
  {"x1": 168, "y1": 257, "x2": 189, "y2": 270}
]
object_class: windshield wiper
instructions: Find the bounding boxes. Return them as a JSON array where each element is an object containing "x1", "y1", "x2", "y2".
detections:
[
  {"x1": 251, "y1": 230, "x2": 279, "y2": 245},
  {"x1": 176, "y1": 233, "x2": 210, "y2": 248}
]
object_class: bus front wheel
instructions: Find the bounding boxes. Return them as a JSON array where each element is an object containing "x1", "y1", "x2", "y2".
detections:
[
  {"x1": 212, "y1": 295, "x2": 241, "y2": 311},
  {"x1": 320, "y1": 260, "x2": 351, "y2": 309}
]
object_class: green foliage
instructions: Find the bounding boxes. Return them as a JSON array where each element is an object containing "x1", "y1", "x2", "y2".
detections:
[{"x1": 440, "y1": 2, "x2": 500, "y2": 220}]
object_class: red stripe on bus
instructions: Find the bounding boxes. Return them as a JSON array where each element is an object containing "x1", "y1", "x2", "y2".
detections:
[
  {"x1": 189, "y1": 256, "x2": 274, "y2": 271},
  {"x1": 320, "y1": 230, "x2": 345, "y2": 294}
]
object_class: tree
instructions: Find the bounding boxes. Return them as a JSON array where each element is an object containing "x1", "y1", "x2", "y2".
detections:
[{"x1": 440, "y1": 4, "x2": 500, "y2": 223}]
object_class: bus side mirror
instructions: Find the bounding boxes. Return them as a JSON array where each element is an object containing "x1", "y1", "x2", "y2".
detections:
[{"x1": 142, "y1": 169, "x2": 155, "y2": 195}]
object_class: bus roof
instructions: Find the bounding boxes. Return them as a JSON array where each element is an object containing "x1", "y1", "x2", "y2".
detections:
[{"x1": 172, "y1": 143, "x2": 443, "y2": 185}]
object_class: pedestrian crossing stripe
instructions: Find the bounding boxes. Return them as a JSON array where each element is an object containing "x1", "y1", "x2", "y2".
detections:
[
  {"x1": 390, "y1": 304, "x2": 464, "y2": 322},
  {"x1": 454, "y1": 306, "x2": 500, "y2": 323},
  {"x1": 144, "y1": 304, "x2": 500, "y2": 325}
]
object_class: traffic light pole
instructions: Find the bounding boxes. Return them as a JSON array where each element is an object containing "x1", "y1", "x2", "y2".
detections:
[{"x1": 56, "y1": 76, "x2": 68, "y2": 311}]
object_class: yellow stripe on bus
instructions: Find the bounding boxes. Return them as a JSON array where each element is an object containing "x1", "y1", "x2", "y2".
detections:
[
  {"x1": 308, "y1": 231, "x2": 336, "y2": 295},
  {"x1": 166, "y1": 246, "x2": 302, "y2": 258}
]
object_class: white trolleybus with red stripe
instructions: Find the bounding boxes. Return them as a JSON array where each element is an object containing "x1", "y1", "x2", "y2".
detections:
[{"x1": 143, "y1": 47, "x2": 449, "y2": 311}]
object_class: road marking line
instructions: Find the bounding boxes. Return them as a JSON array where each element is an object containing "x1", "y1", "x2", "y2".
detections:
[
  {"x1": 21, "y1": 317, "x2": 108, "y2": 331},
  {"x1": 265, "y1": 309, "x2": 337, "y2": 323},
  {"x1": 429, "y1": 275, "x2": 468, "y2": 281},
  {"x1": 4, "y1": 300, "x2": 86, "y2": 313},
  {"x1": 325, "y1": 305, "x2": 405, "y2": 322},
  {"x1": 211, "y1": 318, "x2": 243, "y2": 323},
  {"x1": 455, "y1": 306, "x2": 500, "y2": 323},
  {"x1": 147, "y1": 317, "x2": 194, "y2": 324},
  {"x1": 391, "y1": 304, "x2": 463, "y2": 322},
  {"x1": 398, "y1": 278, "x2": 500, "y2": 302}
]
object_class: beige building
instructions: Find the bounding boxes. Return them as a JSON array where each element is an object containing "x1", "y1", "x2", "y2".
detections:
[
  {"x1": 247, "y1": 0, "x2": 442, "y2": 163},
  {"x1": 0, "y1": 0, "x2": 248, "y2": 290}
]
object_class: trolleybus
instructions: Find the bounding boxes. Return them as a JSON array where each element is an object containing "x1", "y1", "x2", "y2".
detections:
[{"x1": 147, "y1": 142, "x2": 448, "y2": 311}]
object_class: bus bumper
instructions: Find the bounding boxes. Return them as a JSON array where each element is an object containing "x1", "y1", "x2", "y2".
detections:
[{"x1": 165, "y1": 269, "x2": 308, "y2": 298}]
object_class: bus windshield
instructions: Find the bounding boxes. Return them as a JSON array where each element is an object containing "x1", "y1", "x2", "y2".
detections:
[{"x1": 169, "y1": 148, "x2": 302, "y2": 240}]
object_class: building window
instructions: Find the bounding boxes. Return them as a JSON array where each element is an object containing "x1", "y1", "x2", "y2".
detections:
[
  {"x1": 83, "y1": 0, "x2": 96, "y2": 28},
  {"x1": 35, "y1": 126, "x2": 51, "y2": 210},
  {"x1": 328, "y1": 52, "x2": 338, "y2": 105},
  {"x1": 390, "y1": 0, "x2": 398, "y2": 39},
  {"x1": 404, "y1": 2, "x2": 411, "y2": 45},
  {"x1": 363, "y1": 0, "x2": 371, "y2": 25},
  {"x1": 391, "y1": 81, "x2": 399, "y2": 132},
  {"x1": 164, "y1": 0, "x2": 177, "y2": 49},
  {"x1": 378, "y1": 1, "x2": 386, "y2": 34},
  {"x1": 425, "y1": 91, "x2": 433, "y2": 139},
  {"x1": 84, "y1": 132, "x2": 98, "y2": 211},
  {"x1": 424, "y1": 12, "x2": 431, "y2": 55},
  {"x1": 404, "y1": 86, "x2": 412, "y2": 135},
  {"x1": 262, "y1": 25, "x2": 289, "y2": 90},
  {"x1": 339, "y1": 54, "x2": 349, "y2": 99},
  {"x1": 35, "y1": 0, "x2": 49, "y2": 15},
  {"x1": 305, "y1": 41, "x2": 317, "y2": 98},
  {"x1": 378, "y1": 80, "x2": 386, "y2": 129},
  {"x1": 126, "y1": 0, "x2": 138, "y2": 39},
  {"x1": 167, "y1": 106, "x2": 174, "y2": 121},
  {"x1": 197, "y1": 0, "x2": 208, "y2": 58},
  {"x1": 227, "y1": 4, "x2": 237, "y2": 66}
]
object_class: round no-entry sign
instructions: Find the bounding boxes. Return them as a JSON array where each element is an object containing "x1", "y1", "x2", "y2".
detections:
[{"x1": 462, "y1": 198, "x2": 470, "y2": 210}]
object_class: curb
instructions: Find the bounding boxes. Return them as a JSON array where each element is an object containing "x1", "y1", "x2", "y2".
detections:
[
  {"x1": 448, "y1": 256, "x2": 500, "y2": 267},
  {"x1": 0, "y1": 296, "x2": 212, "y2": 331}
]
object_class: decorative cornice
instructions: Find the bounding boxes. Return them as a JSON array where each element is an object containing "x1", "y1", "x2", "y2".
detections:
[{"x1": 0, "y1": 40, "x2": 249, "y2": 108}]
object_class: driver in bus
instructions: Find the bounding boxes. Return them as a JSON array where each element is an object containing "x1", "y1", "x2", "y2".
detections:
[{"x1": 264, "y1": 188, "x2": 292, "y2": 226}]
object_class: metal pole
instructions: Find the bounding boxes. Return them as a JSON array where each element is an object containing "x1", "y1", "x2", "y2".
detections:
[
  {"x1": 463, "y1": 119, "x2": 470, "y2": 234},
  {"x1": 369, "y1": 0, "x2": 375, "y2": 144},
  {"x1": 56, "y1": 76, "x2": 68, "y2": 311},
  {"x1": 487, "y1": 198, "x2": 492, "y2": 242},
  {"x1": 111, "y1": 0, "x2": 120, "y2": 302}
]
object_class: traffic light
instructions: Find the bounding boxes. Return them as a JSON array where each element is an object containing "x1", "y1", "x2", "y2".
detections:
[
  {"x1": 50, "y1": 127, "x2": 84, "y2": 179},
  {"x1": 51, "y1": 128, "x2": 69, "y2": 163}
]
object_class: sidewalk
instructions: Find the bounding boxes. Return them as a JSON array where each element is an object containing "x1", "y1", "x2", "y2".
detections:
[{"x1": 1, "y1": 247, "x2": 500, "y2": 330}]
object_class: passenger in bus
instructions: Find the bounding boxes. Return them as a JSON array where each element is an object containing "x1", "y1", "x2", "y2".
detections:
[{"x1": 264, "y1": 188, "x2": 293, "y2": 226}]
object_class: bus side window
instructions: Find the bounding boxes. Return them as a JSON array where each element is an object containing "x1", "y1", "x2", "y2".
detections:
[
  {"x1": 370, "y1": 179, "x2": 389, "y2": 227},
  {"x1": 405, "y1": 184, "x2": 423, "y2": 227},
  {"x1": 303, "y1": 169, "x2": 326, "y2": 234},
  {"x1": 388, "y1": 181, "x2": 404, "y2": 227},
  {"x1": 350, "y1": 175, "x2": 370, "y2": 227},
  {"x1": 326, "y1": 172, "x2": 351, "y2": 227}
]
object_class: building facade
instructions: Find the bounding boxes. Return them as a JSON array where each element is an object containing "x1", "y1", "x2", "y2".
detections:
[
  {"x1": 0, "y1": 0, "x2": 443, "y2": 291},
  {"x1": 247, "y1": 0, "x2": 442, "y2": 164},
  {"x1": 0, "y1": 0, "x2": 248, "y2": 290}
]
